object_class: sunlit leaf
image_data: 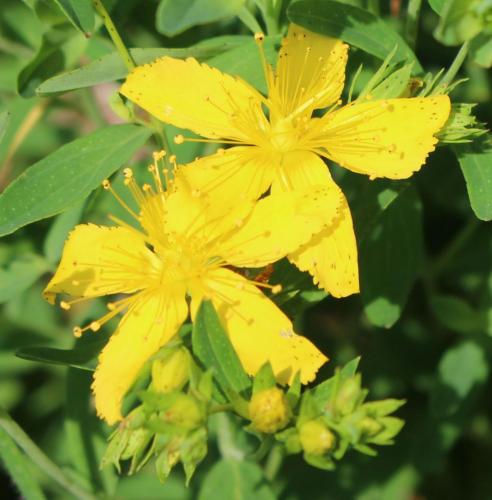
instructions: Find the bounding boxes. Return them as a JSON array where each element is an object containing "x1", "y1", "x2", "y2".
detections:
[{"x1": 0, "y1": 124, "x2": 151, "y2": 237}]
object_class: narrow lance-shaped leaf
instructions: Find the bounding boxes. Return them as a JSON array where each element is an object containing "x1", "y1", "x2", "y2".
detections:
[
  {"x1": 357, "y1": 184, "x2": 424, "y2": 328},
  {"x1": 192, "y1": 301, "x2": 251, "y2": 394},
  {"x1": 198, "y1": 459, "x2": 276, "y2": 500},
  {"x1": 156, "y1": 0, "x2": 245, "y2": 37},
  {"x1": 287, "y1": 0, "x2": 423, "y2": 72},
  {"x1": 0, "y1": 124, "x2": 151, "y2": 237},
  {"x1": 0, "y1": 427, "x2": 46, "y2": 500},
  {"x1": 36, "y1": 37, "x2": 253, "y2": 95},
  {"x1": 16, "y1": 332, "x2": 111, "y2": 371},
  {"x1": 52, "y1": 0, "x2": 94, "y2": 34},
  {"x1": 0, "y1": 112, "x2": 10, "y2": 145},
  {"x1": 454, "y1": 138, "x2": 492, "y2": 221}
]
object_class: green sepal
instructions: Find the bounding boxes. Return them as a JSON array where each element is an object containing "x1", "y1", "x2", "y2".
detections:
[
  {"x1": 275, "y1": 427, "x2": 302, "y2": 454},
  {"x1": 303, "y1": 452, "x2": 336, "y2": 471},
  {"x1": 298, "y1": 392, "x2": 322, "y2": 425},
  {"x1": 181, "y1": 428, "x2": 208, "y2": 485},
  {"x1": 285, "y1": 372, "x2": 301, "y2": 409},
  {"x1": 252, "y1": 362, "x2": 276, "y2": 395}
]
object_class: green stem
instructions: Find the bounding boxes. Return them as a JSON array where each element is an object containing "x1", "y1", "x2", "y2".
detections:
[
  {"x1": 209, "y1": 403, "x2": 234, "y2": 414},
  {"x1": 91, "y1": 0, "x2": 173, "y2": 162},
  {"x1": 0, "y1": 408, "x2": 96, "y2": 500},
  {"x1": 405, "y1": 0, "x2": 422, "y2": 50},
  {"x1": 431, "y1": 218, "x2": 479, "y2": 278},
  {"x1": 435, "y1": 41, "x2": 470, "y2": 93},
  {"x1": 264, "y1": 443, "x2": 284, "y2": 482},
  {"x1": 91, "y1": 0, "x2": 135, "y2": 71}
]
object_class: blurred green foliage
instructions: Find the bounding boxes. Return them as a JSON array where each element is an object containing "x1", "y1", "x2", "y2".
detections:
[{"x1": 0, "y1": 0, "x2": 491, "y2": 498}]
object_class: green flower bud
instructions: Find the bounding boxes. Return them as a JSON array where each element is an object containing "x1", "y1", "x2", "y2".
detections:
[
  {"x1": 162, "y1": 394, "x2": 203, "y2": 430},
  {"x1": 152, "y1": 347, "x2": 191, "y2": 393},
  {"x1": 335, "y1": 377, "x2": 361, "y2": 415},
  {"x1": 249, "y1": 387, "x2": 291, "y2": 434},
  {"x1": 358, "y1": 417, "x2": 383, "y2": 438},
  {"x1": 299, "y1": 419, "x2": 335, "y2": 456}
]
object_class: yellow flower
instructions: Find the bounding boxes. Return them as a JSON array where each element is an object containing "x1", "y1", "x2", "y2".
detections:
[
  {"x1": 120, "y1": 24, "x2": 451, "y2": 298},
  {"x1": 44, "y1": 157, "x2": 343, "y2": 424}
]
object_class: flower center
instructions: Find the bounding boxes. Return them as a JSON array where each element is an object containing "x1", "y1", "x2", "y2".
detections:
[{"x1": 269, "y1": 118, "x2": 299, "y2": 153}]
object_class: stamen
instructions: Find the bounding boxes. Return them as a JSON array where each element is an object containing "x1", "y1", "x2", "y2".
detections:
[
  {"x1": 101, "y1": 179, "x2": 140, "y2": 221},
  {"x1": 254, "y1": 32, "x2": 274, "y2": 94}
]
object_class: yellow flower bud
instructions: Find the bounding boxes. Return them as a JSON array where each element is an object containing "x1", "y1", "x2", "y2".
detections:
[
  {"x1": 249, "y1": 387, "x2": 291, "y2": 434},
  {"x1": 163, "y1": 394, "x2": 203, "y2": 429},
  {"x1": 299, "y1": 419, "x2": 335, "y2": 456},
  {"x1": 151, "y1": 347, "x2": 190, "y2": 393}
]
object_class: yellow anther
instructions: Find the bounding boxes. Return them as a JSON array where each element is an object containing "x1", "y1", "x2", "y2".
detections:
[
  {"x1": 73, "y1": 326, "x2": 82, "y2": 338},
  {"x1": 272, "y1": 284, "x2": 282, "y2": 294},
  {"x1": 174, "y1": 134, "x2": 184, "y2": 145},
  {"x1": 123, "y1": 168, "x2": 133, "y2": 178},
  {"x1": 153, "y1": 150, "x2": 166, "y2": 161},
  {"x1": 90, "y1": 321, "x2": 101, "y2": 332},
  {"x1": 107, "y1": 302, "x2": 116, "y2": 311},
  {"x1": 71, "y1": 280, "x2": 80, "y2": 286},
  {"x1": 254, "y1": 32, "x2": 265, "y2": 43},
  {"x1": 60, "y1": 301, "x2": 71, "y2": 310},
  {"x1": 102, "y1": 179, "x2": 110, "y2": 189}
]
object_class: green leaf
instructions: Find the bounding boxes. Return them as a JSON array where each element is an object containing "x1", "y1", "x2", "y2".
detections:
[
  {"x1": 65, "y1": 369, "x2": 116, "y2": 495},
  {"x1": 470, "y1": 33, "x2": 492, "y2": 68},
  {"x1": 43, "y1": 202, "x2": 85, "y2": 263},
  {"x1": 18, "y1": 38, "x2": 67, "y2": 98},
  {"x1": 430, "y1": 341, "x2": 489, "y2": 417},
  {"x1": 430, "y1": 294, "x2": 488, "y2": 334},
  {"x1": 207, "y1": 35, "x2": 280, "y2": 93},
  {"x1": 16, "y1": 332, "x2": 110, "y2": 371},
  {"x1": 36, "y1": 39, "x2": 250, "y2": 95},
  {"x1": 455, "y1": 138, "x2": 492, "y2": 221},
  {"x1": 18, "y1": 34, "x2": 88, "y2": 97},
  {"x1": 198, "y1": 459, "x2": 275, "y2": 500},
  {"x1": 156, "y1": 0, "x2": 244, "y2": 37},
  {"x1": 0, "y1": 124, "x2": 151, "y2": 237},
  {"x1": 0, "y1": 111, "x2": 10, "y2": 145},
  {"x1": 434, "y1": 0, "x2": 485, "y2": 45},
  {"x1": 52, "y1": 0, "x2": 94, "y2": 34},
  {"x1": 358, "y1": 184, "x2": 423, "y2": 328},
  {"x1": 0, "y1": 427, "x2": 46, "y2": 500},
  {"x1": 428, "y1": 0, "x2": 446, "y2": 14},
  {"x1": 192, "y1": 301, "x2": 251, "y2": 394},
  {"x1": 370, "y1": 64, "x2": 413, "y2": 99},
  {"x1": 287, "y1": 0, "x2": 422, "y2": 71},
  {"x1": 0, "y1": 255, "x2": 50, "y2": 304}
]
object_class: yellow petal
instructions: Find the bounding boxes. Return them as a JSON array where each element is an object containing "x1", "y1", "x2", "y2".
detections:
[
  {"x1": 203, "y1": 268, "x2": 327, "y2": 384},
  {"x1": 289, "y1": 198, "x2": 359, "y2": 297},
  {"x1": 314, "y1": 96, "x2": 451, "y2": 179},
  {"x1": 272, "y1": 24, "x2": 348, "y2": 116},
  {"x1": 43, "y1": 224, "x2": 157, "y2": 303},
  {"x1": 177, "y1": 146, "x2": 274, "y2": 205},
  {"x1": 93, "y1": 290, "x2": 188, "y2": 424},
  {"x1": 120, "y1": 56, "x2": 265, "y2": 141},
  {"x1": 271, "y1": 151, "x2": 359, "y2": 297},
  {"x1": 220, "y1": 180, "x2": 344, "y2": 268}
]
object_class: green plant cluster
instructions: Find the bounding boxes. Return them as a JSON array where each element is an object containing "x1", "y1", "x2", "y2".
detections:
[{"x1": 0, "y1": 0, "x2": 490, "y2": 499}]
